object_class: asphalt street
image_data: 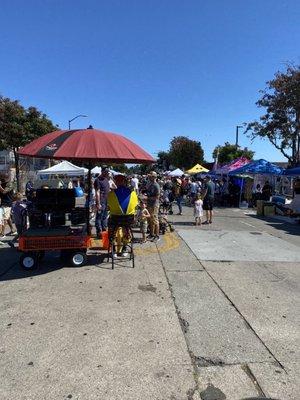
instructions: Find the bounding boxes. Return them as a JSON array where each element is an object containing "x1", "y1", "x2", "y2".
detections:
[{"x1": 0, "y1": 206, "x2": 299, "y2": 399}]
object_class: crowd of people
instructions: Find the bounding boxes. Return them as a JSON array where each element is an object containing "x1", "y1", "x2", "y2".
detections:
[
  {"x1": 0, "y1": 168, "x2": 299, "y2": 251},
  {"x1": 92, "y1": 170, "x2": 217, "y2": 238}
]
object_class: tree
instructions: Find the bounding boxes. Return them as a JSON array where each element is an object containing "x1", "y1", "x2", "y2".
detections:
[
  {"x1": 156, "y1": 151, "x2": 171, "y2": 171},
  {"x1": 246, "y1": 65, "x2": 300, "y2": 166},
  {"x1": 168, "y1": 136, "x2": 204, "y2": 169},
  {"x1": 212, "y1": 142, "x2": 254, "y2": 165},
  {"x1": 111, "y1": 163, "x2": 129, "y2": 174},
  {"x1": 0, "y1": 95, "x2": 57, "y2": 190}
]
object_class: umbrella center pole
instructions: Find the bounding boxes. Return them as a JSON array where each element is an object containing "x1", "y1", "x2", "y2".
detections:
[{"x1": 86, "y1": 163, "x2": 92, "y2": 236}]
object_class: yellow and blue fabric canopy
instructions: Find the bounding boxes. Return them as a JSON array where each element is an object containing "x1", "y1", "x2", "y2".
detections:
[{"x1": 108, "y1": 187, "x2": 138, "y2": 215}]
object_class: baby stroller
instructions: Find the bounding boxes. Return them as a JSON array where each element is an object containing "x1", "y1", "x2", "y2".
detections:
[
  {"x1": 159, "y1": 189, "x2": 174, "y2": 215},
  {"x1": 159, "y1": 215, "x2": 175, "y2": 234}
]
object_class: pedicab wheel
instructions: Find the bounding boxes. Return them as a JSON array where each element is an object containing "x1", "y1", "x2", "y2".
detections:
[
  {"x1": 20, "y1": 252, "x2": 38, "y2": 271},
  {"x1": 69, "y1": 251, "x2": 87, "y2": 267}
]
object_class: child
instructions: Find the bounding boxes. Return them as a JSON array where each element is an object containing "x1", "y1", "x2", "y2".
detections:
[
  {"x1": 0, "y1": 198, "x2": 5, "y2": 245},
  {"x1": 160, "y1": 188, "x2": 171, "y2": 214},
  {"x1": 138, "y1": 201, "x2": 150, "y2": 243},
  {"x1": 194, "y1": 194, "x2": 203, "y2": 226}
]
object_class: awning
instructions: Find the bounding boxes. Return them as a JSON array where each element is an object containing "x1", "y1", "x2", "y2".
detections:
[{"x1": 186, "y1": 164, "x2": 209, "y2": 174}]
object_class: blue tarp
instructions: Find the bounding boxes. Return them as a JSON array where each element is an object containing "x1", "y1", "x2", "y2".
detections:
[
  {"x1": 229, "y1": 159, "x2": 283, "y2": 175},
  {"x1": 282, "y1": 167, "x2": 300, "y2": 176}
]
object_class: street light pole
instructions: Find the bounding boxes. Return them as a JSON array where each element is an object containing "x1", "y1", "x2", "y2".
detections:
[
  {"x1": 68, "y1": 114, "x2": 87, "y2": 130},
  {"x1": 235, "y1": 125, "x2": 243, "y2": 147}
]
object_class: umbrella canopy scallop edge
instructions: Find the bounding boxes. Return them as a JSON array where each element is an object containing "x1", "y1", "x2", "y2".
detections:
[{"x1": 18, "y1": 128, "x2": 155, "y2": 164}]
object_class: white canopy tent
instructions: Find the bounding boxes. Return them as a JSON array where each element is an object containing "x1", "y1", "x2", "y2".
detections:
[
  {"x1": 37, "y1": 160, "x2": 88, "y2": 176},
  {"x1": 91, "y1": 166, "x2": 102, "y2": 174},
  {"x1": 168, "y1": 168, "x2": 185, "y2": 177},
  {"x1": 91, "y1": 166, "x2": 123, "y2": 176}
]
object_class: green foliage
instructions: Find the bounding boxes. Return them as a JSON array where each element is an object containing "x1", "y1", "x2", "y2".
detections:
[
  {"x1": 0, "y1": 95, "x2": 57, "y2": 190},
  {"x1": 111, "y1": 163, "x2": 129, "y2": 174},
  {"x1": 139, "y1": 164, "x2": 152, "y2": 175},
  {"x1": 0, "y1": 95, "x2": 57, "y2": 151},
  {"x1": 156, "y1": 151, "x2": 171, "y2": 170},
  {"x1": 168, "y1": 136, "x2": 204, "y2": 169},
  {"x1": 246, "y1": 65, "x2": 300, "y2": 165},
  {"x1": 212, "y1": 142, "x2": 254, "y2": 165}
]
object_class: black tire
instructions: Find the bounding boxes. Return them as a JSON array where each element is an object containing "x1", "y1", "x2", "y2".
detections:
[
  {"x1": 20, "y1": 253, "x2": 38, "y2": 271},
  {"x1": 69, "y1": 251, "x2": 87, "y2": 267}
]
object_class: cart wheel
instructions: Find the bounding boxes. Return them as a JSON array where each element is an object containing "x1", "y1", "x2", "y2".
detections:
[
  {"x1": 70, "y1": 251, "x2": 87, "y2": 267},
  {"x1": 20, "y1": 253, "x2": 38, "y2": 271}
]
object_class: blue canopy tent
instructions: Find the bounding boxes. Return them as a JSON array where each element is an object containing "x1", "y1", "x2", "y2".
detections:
[
  {"x1": 229, "y1": 159, "x2": 283, "y2": 176},
  {"x1": 282, "y1": 167, "x2": 300, "y2": 176},
  {"x1": 229, "y1": 159, "x2": 283, "y2": 206}
]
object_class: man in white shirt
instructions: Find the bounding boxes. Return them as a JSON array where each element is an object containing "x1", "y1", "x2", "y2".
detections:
[{"x1": 131, "y1": 175, "x2": 139, "y2": 194}]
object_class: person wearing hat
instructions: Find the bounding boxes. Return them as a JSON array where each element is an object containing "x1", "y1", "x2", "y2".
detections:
[
  {"x1": 172, "y1": 177, "x2": 183, "y2": 215},
  {"x1": 146, "y1": 171, "x2": 160, "y2": 241}
]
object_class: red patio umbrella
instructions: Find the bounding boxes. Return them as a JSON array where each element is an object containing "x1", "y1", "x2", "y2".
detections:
[
  {"x1": 18, "y1": 127, "x2": 154, "y2": 234},
  {"x1": 18, "y1": 127, "x2": 155, "y2": 164}
]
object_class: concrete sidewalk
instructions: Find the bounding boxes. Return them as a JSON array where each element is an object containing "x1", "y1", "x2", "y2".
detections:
[
  {"x1": 167, "y1": 206, "x2": 300, "y2": 400},
  {"x1": 0, "y1": 239, "x2": 197, "y2": 400}
]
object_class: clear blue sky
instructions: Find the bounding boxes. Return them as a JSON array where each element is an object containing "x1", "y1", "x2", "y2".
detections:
[{"x1": 1, "y1": 0, "x2": 299, "y2": 162}]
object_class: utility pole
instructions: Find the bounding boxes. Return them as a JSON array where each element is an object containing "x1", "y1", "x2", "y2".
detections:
[
  {"x1": 68, "y1": 114, "x2": 87, "y2": 130},
  {"x1": 235, "y1": 125, "x2": 243, "y2": 147}
]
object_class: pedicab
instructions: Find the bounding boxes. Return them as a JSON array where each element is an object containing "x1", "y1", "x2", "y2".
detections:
[{"x1": 17, "y1": 127, "x2": 154, "y2": 270}]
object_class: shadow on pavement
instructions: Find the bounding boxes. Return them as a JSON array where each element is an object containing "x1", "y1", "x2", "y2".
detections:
[
  {"x1": 0, "y1": 248, "x2": 63, "y2": 282},
  {"x1": 248, "y1": 214, "x2": 300, "y2": 237},
  {"x1": 170, "y1": 221, "x2": 195, "y2": 227},
  {"x1": 0, "y1": 249, "x2": 114, "y2": 282}
]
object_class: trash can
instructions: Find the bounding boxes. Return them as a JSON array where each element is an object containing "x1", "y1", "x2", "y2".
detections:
[
  {"x1": 264, "y1": 204, "x2": 275, "y2": 216},
  {"x1": 256, "y1": 200, "x2": 264, "y2": 216}
]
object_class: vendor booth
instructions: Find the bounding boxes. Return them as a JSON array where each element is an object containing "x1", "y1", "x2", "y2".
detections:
[
  {"x1": 230, "y1": 159, "x2": 283, "y2": 213},
  {"x1": 18, "y1": 127, "x2": 154, "y2": 270}
]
